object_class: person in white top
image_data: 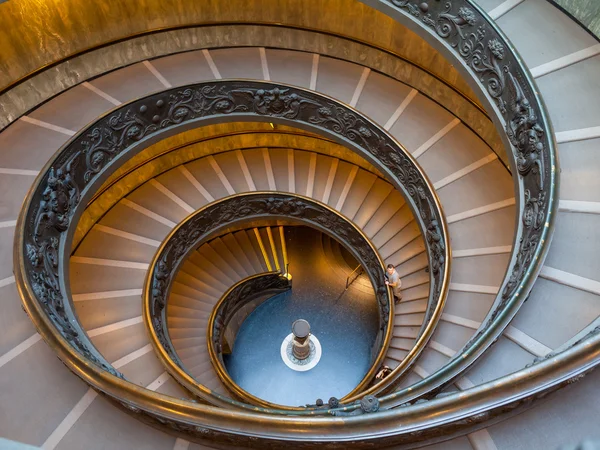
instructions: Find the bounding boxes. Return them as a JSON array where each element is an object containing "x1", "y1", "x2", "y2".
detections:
[{"x1": 385, "y1": 264, "x2": 402, "y2": 304}]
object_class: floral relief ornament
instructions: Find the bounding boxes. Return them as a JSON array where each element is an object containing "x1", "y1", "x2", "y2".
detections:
[{"x1": 23, "y1": 80, "x2": 449, "y2": 416}]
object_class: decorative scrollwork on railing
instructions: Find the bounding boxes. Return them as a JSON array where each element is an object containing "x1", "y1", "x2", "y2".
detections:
[
  {"x1": 17, "y1": 79, "x2": 449, "y2": 407},
  {"x1": 144, "y1": 192, "x2": 393, "y2": 407},
  {"x1": 210, "y1": 273, "x2": 292, "y2": 357},
  {"x1": 10, "y1": 0, "x2": 585, "y2": 444},
  {"x1": 370, "y1": 0, "x2": 557, "y2": 407},
  {"x1": 23, "y1": 150, "x2": 121, "y2": 377},
  {"x1": 205, "y1": 272, "x2": 292, "y2": 403}
]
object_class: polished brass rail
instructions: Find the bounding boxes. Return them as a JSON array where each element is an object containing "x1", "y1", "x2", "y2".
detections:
[
  {"x1": 143, "y1": 192, "x2": 394, "y2": 410},
  {"x1": 64, "y1": 80, "x2": 451, "y2": 400}
]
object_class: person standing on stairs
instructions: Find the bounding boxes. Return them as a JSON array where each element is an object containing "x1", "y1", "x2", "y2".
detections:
[{"x1": 385, "y1": 264, "x2": 402, "y2": 304}]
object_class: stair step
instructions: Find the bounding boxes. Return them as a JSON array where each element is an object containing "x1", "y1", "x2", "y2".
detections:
[
  {"x1": 386, "y1": 237, "x2": 426, "y2": 267},
  {"x1": 195, "y1": 364, "x2": 219, "y2": 386},
  {"x1": 401, "y1": 283, "x2": 430, "y2": 302},
  {"x1": 167, "y1": 303, "x2": 211, "y2": 320},
  {"x1": 168, "y1": 316, "x2": 208, "y2": 329},
  {"x1": 169, "y1": 327, "x2": 206, "y2": 340},
  {"x1": 396, "y1": 298, "x2": 428, "y2": 315},
  {"x1": 238, "y1": 148, "x2": 270, "y2": 191},
  {"x1": 392, "y1": 326, "x2": 420, "y2": 340},
  {"x1": 292, "y1": 150, "x2": 312, "y2": 197},
  {"x1": 385, "y1": 347, "x2": 408, "y2": 362},
  {"x1": 401, "y1": 269, "x2": 430, "y2": 290},
  {"x1": 196, "y1": 244, "x2": 239, "y2": 285},
  {"x1": 99, "y1": 201, "x2": 173, "y2": 242},
  {"x1": 184, "y1": 157, "x2": 231, "y2": 200},
  {"x1": 268, "y1": 148, "x2": 292, "y2": 193},
  {"x1": 126, "y1": 181, "x2": 187, "y2": 225},
  {"x1": 395, "y1": 313, "x2": 426, "y2": 327},
  {"x1": 341, "y1": 169, "x2": 377, "y2": 220},
  {"x1": 172, "y1": 336, "x2": 208, "y2": 350},
  {"x1": 379, "y1": 220, "x2": 421, "y2": 259},
  {"x1": 176, "y1": 345, "x2": 209, "y2": 360},
  {"x1": 368, "y1": 195, "x2": 410, "y2": 244},
  {"x1": 213, "y1": 150, "x2": 251, "y2": 193},
  {"x1": 396, "y1": 252, "x2": 428, "y2": 278},
  {"x1": 311, "y1": 154, "x2": 335, "y2": 202},
  {"x1": 175, "y1": 270, "x2": 224, "y2": 298},
  {"x1": 325, "y1": 159, "x2": 354, "y2": 209},
  {"x1": 156, "y1": 165, "x2": 209, "y2": 212},
  {"x1": 210, "y1": 237, "x2": 251, "y2": 278},
  {"x1": 353, "y1": 179, "x2": 395, "y2": 229},
  {"x1": 169, "y1": 290, "x2": 218, "y2": 312},
  {"x1": 234, "y1": 230, "x2": 265, "y2": 273},
  {"x1": 205, "y1": 373, "x2": 228, "y2": 395},
  {"x1": 390, "y1": 337, "x2": 416, "y2": 352},
  {"x1": 170, "y1": 281, "x2": 220, "y2": 306},
  {"x1": 180, "y1": 259, "x2": 229, "y2": 294},
  {"x1": 222, "y1": 233, "x2": 256, "y2": 277},
  {"x1": 187, "y1": 357, "x2": 214, "y2": 377}
]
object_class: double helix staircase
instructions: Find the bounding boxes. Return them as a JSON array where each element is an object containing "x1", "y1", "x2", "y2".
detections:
[
  {"x1": 168, "y1": 228, "x2": 285, "y2": 394},
  {"x1": 72, "y1": 145, "x2": 432, "y2": 398},
  {"x1": 0, "y1": 0, "x2": 599, "y2": 448}
]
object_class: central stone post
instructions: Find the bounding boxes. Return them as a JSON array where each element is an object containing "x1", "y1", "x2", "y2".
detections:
[
  {"x1": 291, "y1": 319, "x2": 311, "y2": 360},
  {"x1": 281, "y1": 319, "x2": 321, "y2": 371}
]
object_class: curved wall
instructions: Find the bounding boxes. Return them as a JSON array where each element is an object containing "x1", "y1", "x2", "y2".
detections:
[{"x1": 0, "y1": 0, "x2": 474, "y2": 97}]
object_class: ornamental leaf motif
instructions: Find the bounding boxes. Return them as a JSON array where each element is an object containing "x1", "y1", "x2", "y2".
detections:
[
  {"x1": 23, "y1": 81, "x2": 448, "y2": 411},
  {"x1": 147, "y1": 194, "x2": 394, "y2": 385}
]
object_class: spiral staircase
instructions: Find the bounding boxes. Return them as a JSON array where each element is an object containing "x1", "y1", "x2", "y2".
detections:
[{"x1": 1, "y1": 0, "x2": 600, "y2": 448}]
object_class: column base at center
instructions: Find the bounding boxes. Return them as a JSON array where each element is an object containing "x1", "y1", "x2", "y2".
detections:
[{"x1": 280, "y1": 333, "x2": 322, "y2": 372}]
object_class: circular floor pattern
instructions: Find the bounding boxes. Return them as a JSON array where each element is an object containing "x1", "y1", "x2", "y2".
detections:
[{"x1": 280, "y1": 333, "x2": 322, "y2": 372}]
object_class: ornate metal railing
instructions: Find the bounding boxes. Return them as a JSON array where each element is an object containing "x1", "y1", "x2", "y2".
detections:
[
  {"x1": 10, "y1": 0, "x2": 574, "y2": 437},
  {"x1": 209, "y1": 272, "x2": 291, "y2": 359},
  {"x1": 353, "y1": 0, "x2": 560, "y2": 407},
  {"x1": 208, "y1": 272, "x2": 292, "y2": 403},
  {"x1": 15, "y1": 78, "x2": 449, "y2": 410},
  {"x1": 143, "y1": 192, "x2": 393, "y2": 408}
]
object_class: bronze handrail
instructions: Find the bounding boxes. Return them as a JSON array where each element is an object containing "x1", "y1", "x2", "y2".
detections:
[
  {"x1": 16, "y1": 79, "x2": 449, "y2": 405},
  {"x1": 207, "y1": 272, "x2": 292, "y2": 406},
  {"x1": 143, "y1": 192, "x2": 394, "y2": 410},
  {"x1": 368, "y1": 0, "x2": 560, "y2": 407},
  {"x1": 12, "y1": 73, "x2": 475, "y2": 443},
  {"x1": 9, "y1": 0, "x2": 577, "y2": 443}
]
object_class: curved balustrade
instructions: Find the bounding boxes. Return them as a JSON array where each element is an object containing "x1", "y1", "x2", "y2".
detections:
[
  {"x1": 144, "y1": 192, "x2": 393, "y2": 408},
  {"x1": 15, "y1": 78, "x2": 449, "y2": 410},
  {"x1": 209, "y1": 271, "x2": 334, "y2": 405},
  {"x1": 10, "y1": 0, "x2": 575, "y2": 443},
  {"x1": 208, "y1": 271, "x2": 292, "y2": 367},
  {"x1": 191, "y1": 271, "x2": 293, "y2": 407}
]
